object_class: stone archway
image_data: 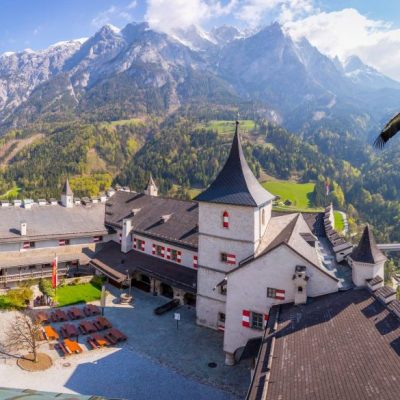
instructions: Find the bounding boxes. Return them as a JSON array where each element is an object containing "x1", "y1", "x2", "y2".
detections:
[
  {"x1": 160, "y1": 283, "x2": 174, "y2": 299},
  {"x1": 183, "y1": 292, "x2": 196, "y2": 307},
  {"x1": 133, "y1": 273, "x2": 151, "y2": 292}
]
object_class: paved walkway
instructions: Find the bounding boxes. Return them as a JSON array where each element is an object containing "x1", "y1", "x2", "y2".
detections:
[{"x1": 0, "y1": 287, "x2": 250, "y2": 399}]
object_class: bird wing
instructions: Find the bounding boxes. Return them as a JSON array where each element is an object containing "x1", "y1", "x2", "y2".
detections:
[{"x1": 374, "y1": 112, "x2": 400, "y2": 149}]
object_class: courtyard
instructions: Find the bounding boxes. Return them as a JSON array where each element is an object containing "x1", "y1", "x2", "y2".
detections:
[{"x1": 0, "y1": 286, "x2": 250, "y2": 399}]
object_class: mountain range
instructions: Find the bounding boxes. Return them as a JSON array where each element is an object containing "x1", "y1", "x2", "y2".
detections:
[{"x1": 1, "y1": 21, "x2": 399, "y2": 137}]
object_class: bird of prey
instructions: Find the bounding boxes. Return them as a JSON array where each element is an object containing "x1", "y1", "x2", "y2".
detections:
[{"x1": 374, "y1": 112, "x2": 400, "y2": 149}]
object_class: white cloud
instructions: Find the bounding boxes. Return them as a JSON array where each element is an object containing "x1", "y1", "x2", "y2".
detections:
[
  {"x1": 91, "y1": 3, "x2": 137, "y2": 28},
  {"x1": 235, "y1": 0, "x2": 314, "y2": 28},
  {"x1": 285, "y1": 8, "x2": 400, "y2": 81},
  {"x1": 145, "y1": 0, "x2": 237, "y2": 33}
]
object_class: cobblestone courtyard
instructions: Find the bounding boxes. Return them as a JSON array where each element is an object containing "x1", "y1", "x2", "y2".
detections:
[{"x1": 0, "y1": 287, "x2": 250, "y2": 399}]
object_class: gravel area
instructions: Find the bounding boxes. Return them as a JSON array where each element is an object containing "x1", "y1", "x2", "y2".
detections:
[{"x1": 0, "y1": 287, "x2": 250, "y2": 399}]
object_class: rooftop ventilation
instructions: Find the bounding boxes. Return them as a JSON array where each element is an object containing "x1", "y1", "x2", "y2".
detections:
[
  {"x1": 131, "y1": 208, "x2": 141, "y2": 216},
  {"x1": 23, "y1": 199, "x2": 34, "y2": 209},
  {"x1": 160, "y1": 214, "x2": 172, "y2": 223}
]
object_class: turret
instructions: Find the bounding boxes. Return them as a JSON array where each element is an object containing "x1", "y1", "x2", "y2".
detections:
[
  {"x1": 349, "y1": 225, "x2": 386, "y2": 287},
  {"x1": 144, "y1": 173, "x2": 158, "y2": 197},
  {"x1": 61, "y1": 178, "x2": 74, "y2": 208}
]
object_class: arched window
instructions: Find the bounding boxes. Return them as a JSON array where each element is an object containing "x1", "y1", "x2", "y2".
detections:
[
  {"x1": 262, "y1": 209, "x2": 265, "y2": 225},
  {"x1": 223, "y1": 211, "x2": 229, "y2": 228}
]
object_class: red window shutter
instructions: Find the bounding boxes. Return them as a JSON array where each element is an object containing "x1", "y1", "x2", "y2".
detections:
[
  {"x1": 23, "y1": 241, "x2": 30, "y2": 249},
  {"x1": 242, "y1": 310, "x2": 250, "y2": 328},
  {"x1": 152, "y1": 244, "x2": 156, "y2": 254},
  {"x1": 119, "y1": 233, "x2": 122, "y2": 243},
  {"x1": 193, "y1": 255, "x2": 198, "y2": 269},
  {"x1": 177, "y1": 251, "x2": 182, "y2": 263},
  {"x1": 141, "y1": 240, "x2": 145, "y2": 251},
  {"x1": 275, "y1": 289, "x2": 285, "y2": 300},
  {"x1": 227, "y1": 254, "x2": 236, "y2": 265},
  {"x1": 133, "y1": 238, "x2": 137, "y2": 249},
  {"x1": 59, "y1": 239, "x2": 66, "y2": 246},
  {"x1": 161, "y1": 246, "x2": 165, "y2": 258},
  {"x1": 166, "y1": 248, "x2": 171, "y2": 260},
  {"x1": 223, "y1": 211, "x2": 229, "y2": 228},
  {"x1": 264, "y1": 314, "x2": 269, "y2": 327}
]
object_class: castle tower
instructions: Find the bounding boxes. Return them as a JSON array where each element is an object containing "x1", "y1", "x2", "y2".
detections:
[
  {"x1": 195, "y1": 121, "x2": 274, "y2": 337},
  {"x1": 61, "y1": 178, "x2": 74, "y2": 208},
  {"x1": 144, "y1": 173, "x2": 158, "y2": 197},
  {"x1": 350, "y1": 225, "x2": 386, "y2": 287}
]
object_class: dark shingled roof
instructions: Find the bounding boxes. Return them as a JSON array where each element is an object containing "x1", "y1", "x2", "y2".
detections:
[
  {"x1": 367, "y1": 275, "x2": 383, "y2": 285},
  {"x1": 91, "y1": 241, "x2": 197, "y2": 292},
  {"x1": 105, "y1": 191, "x2": 198, "y2": 249},
  {"x1": 375, "y1": 285, "x2": 396, "y2": 299},
  {"x1": 248, "y1": 289, "x2": 400, "y2": 400},
  {"x1": 62, "y1": 178, "x2": 73, "y2": 196},
  {"x1": 195, "y1": 121, "x2": 274, "y2": 207},
  {"x1": 351, "y1": 225, "x2": 386, "y2": 264}
]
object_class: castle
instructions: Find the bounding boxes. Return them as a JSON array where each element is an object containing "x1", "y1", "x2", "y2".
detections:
[{"x1": 0, "y1": 121, "x2": 391, "y2": 367}]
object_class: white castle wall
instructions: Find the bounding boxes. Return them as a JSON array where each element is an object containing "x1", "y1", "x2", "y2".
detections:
[
  {"x1": 223, "y1": 245, "x2": 338, "y2": 355},
  {"x1": 352, "y1": 260, "x2": 385, "y2": 287}
]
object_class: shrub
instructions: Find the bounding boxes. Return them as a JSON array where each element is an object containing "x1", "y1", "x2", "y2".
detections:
[
  {"x1": 39, "y1": 278, "x2": 55, "y2": 298},
  {"x1": 91, "y1": 275, "x2": 106, "y2": 289}
]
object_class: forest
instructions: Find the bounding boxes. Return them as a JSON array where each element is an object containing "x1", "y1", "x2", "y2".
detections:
[{"x1": 1, "y1": 113, "x2": 400, "y2": 242}]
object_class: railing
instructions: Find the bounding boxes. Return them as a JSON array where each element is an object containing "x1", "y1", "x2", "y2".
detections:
[{"x1": 0, "y1": 268, "x2": 68, "y2": 284}]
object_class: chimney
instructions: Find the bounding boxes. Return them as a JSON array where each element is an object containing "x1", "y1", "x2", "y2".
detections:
[
  {"x1": 20, "y1": 222, "x2": 27, "y2": 236},
  {"x1": 293, "y1": 265, "x2": 308, "y2": 305},
  {"x1": 121, "y1": 218, "x2": 133, "y2": 253}
]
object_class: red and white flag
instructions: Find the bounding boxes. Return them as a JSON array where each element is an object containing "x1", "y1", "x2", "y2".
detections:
[
  {"x1": 51, "y1": 257, "x2": 58, "y2": 289},
  {"x1": 275, "y1": 289, "x2": 285, "y2": 300}
]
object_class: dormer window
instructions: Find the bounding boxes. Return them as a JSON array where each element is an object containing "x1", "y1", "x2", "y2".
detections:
[{"x1": 223, "y1": 211, "x2": 229, "y2": 228}]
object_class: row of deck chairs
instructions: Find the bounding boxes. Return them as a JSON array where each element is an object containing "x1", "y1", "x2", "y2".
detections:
[{"x1": 36, "y1": 304, "x2": 101, "y2": 324}]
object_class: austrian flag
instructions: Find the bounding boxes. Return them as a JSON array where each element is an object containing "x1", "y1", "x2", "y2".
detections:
[{"x1": 51, "y1": 257, "x2": 58, "y2": 289}]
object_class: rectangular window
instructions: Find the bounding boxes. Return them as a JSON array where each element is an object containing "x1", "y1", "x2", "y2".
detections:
[
  {"x1": 156, "y1": 245, "x2": 164, "y2": 257},
  {"x1": 267, "y1": 287, "x2": 285, "y2": 300},
  {"x1": 221, "y1": 252, "x2": 236, "y2": 265},
  {"x1": 219, "y1": 282, "x2": 227, "y2": 295},
  {"x1": 22, "y1": 241, "x2": 35, "y2": 249},
  {"x1": 58, "y1": 239, "x2": 70, "y2": 246},
  {"x1": 171, "y1": 249, "x2": 178, "y2": 261},
  {"x1": 218, "y1": 312, "x2": 226, "y2": 323},
  {"x1": 251, "y1": 312, "x2": 264, "y2": 330},
  {"x1": 137, "y1": 239, "x2": 145, "y2": 251}
]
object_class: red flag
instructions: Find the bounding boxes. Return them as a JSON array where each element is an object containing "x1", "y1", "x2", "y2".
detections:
[{"x1": 52, "y1": 257, "x2": 58, "y2": 289}]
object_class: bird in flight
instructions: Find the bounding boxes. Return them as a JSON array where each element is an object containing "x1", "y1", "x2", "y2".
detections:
[{"x1": 374, "y1": 112, "x2": 400, "y2": 149}]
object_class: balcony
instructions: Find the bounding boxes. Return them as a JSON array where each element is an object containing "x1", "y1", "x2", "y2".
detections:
[{"x1": 0, "y1": 267, "x2": 68, "y2": 284}]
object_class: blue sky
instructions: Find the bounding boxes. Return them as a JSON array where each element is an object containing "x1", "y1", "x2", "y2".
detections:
[{"x1": 1, "y1": 0, "x2": 400, "y2": 80}]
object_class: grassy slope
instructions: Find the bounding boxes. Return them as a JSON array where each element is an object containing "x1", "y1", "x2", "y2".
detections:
[
  {"x1": 262, "y1": 180, "x2": 323, "y2": 213},
  {"x1": 56, "y1": 283, "x2": 101, "y2": 307},
  {"x1": 334, "y1": 211, "x2": 345, "y2": 232},
  {"x1": 196, "y1": 120, "x2": 255, "y2": 135}
]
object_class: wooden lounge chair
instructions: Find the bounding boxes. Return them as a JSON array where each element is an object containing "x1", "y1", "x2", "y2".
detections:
[
  {"x1": 87, "y1": 338, "x2": 99, "y2": 349},
  {"x1": 55, "y1": 342, "x2": 71, "y2": 356},
  {"x1": 108, "y1": 328, "x2": 127, "y2": 342},
  {"x1": 91, "y1": 333, "x2": 110, "y2": 347},
  {"x1": 64, "y1": 339, "x2": 83, "y2": 354},
  {"x1": 104, "y1": 334, "x2": 117, "y2": 345}
]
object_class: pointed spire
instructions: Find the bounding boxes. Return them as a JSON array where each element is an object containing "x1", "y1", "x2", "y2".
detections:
[
  {"x1": 62, "y1": 178, "x2": 73, "y2": 196},
  {"x1": 146, "y1": 173, "x2": 157, "y2": 191},
  {"x1": 144, "y1": 173, "x2": 158, "y2": 196},
  {"x1": 195, "y1": 120, "x2": 274, "y2": 207},
  {"x1": 351, "y1": 225, "x2": 386, "y2": 264}
]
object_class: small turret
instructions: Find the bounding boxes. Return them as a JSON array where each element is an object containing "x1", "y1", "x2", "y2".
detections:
[
  {"x1": 144, "y1": 173, "x2": 158, "y2": 197},
  {"x1": 61, "y1": 178, "x2": 74, "y2": 208}
]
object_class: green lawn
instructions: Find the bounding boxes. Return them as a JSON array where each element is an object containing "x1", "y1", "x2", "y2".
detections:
[
  {"x1": 56, "y1": 283, "x2": 101, "y2": 307},
  {"x1": 334, "y1": 211, "x2": 345, "y2": 232},
  {"x1": 262, "y1": 180, "x2": 323, "y2": 212},
  {"x1": 197, "y1": 120, "x2": 256, "y2": 135}
]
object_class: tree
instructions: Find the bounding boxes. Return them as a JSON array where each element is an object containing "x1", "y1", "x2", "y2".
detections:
[{"x1": 2, "y1": 311, "x2": 42, "y2": 363}]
